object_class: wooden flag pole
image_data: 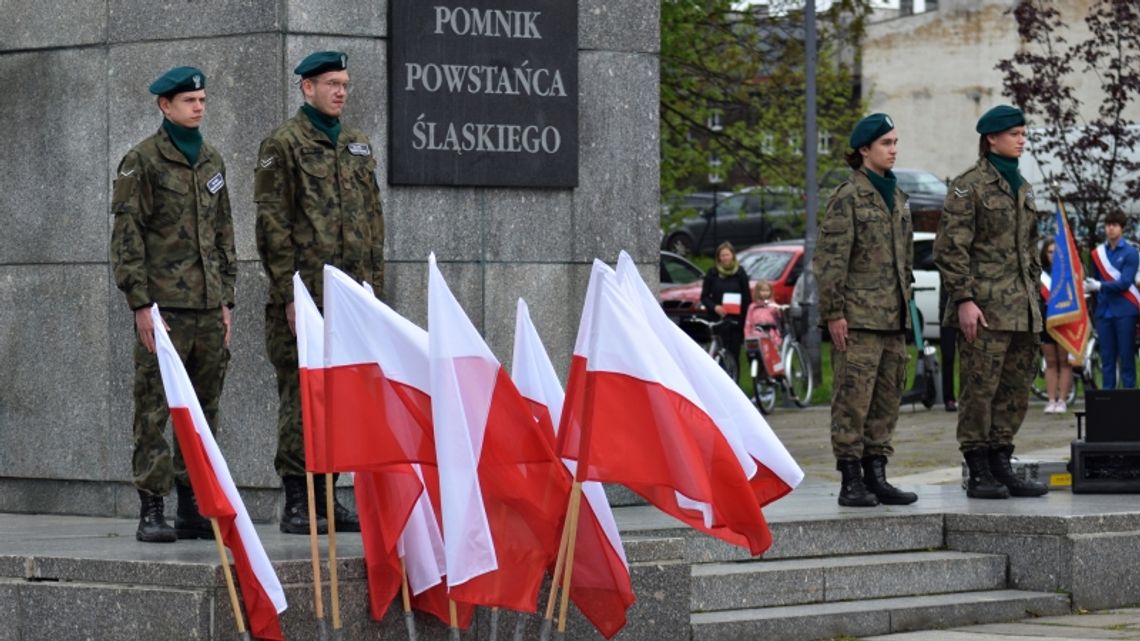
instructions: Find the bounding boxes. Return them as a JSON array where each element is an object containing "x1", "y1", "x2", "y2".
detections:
[
  {"x1": 325, "y1": 472, "x2": 342, "y2": 633},
  {"x1": 306, "y1": 472, "x2": 326, "y2": 617},
  {"x1": 555, "y1": 481, "x2": 585, "y2": 633},
  {"x1": 448, "y1": 599, "x2": 461, "y2": 641},
  {"x1": 542, "y1": 488, "x2": 575, "y2": 622},
  {"x1": 210, "y1": 517, "x2": 248, "y2": 636},
  {"x1": 400, "y1": 558, "x2": 418, "y2": 641}
]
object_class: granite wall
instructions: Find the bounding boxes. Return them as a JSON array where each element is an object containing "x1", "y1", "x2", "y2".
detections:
[{"x1": 0, "y1": 0, "x2": 660, "y2": 517}]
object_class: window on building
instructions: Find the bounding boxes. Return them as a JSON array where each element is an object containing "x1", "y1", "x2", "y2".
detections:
[
  {"x1": 708, "y1": 154, "x2": 724, "y2": 185},
  {"x1": 707, "y1": 108, "x2": 724, "y2": 132}
]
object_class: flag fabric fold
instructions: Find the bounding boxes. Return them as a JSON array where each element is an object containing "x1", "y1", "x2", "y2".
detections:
[
  {"x1": 512, "y1": 298, "x2": 634, "y2": 639},
  {"x1": 1047, "y1": 209, "x2": 1091, "y2": 364},
  {"x1": 322, "y1": 266, "x2": 436, "y2": 472},
  {"x1": 321, "y1": 267, "x2": 435, "y2": 620},
  {"x1": 428, "y1": 254, "x2": 571, "y2": 612},
  {"x1": 295, "y1": 273, "x2": 332, "y2": 474},
  {"x1": 558, "y1": 257, "x2": 800, "y2": 556},
  {"x1": 151, "y1": 305, "x2": 286, "y2": 641}
]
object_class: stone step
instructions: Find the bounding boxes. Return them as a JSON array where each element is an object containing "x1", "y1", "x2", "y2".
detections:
[
  {"x1": 690, "y1": 589, "x2": 1070, "y2": 641},
  {"x1": 692, "y1": 550, "x2": 1007, "y2": 611},
  {"x1": 677, "y1": 513, "x2": 945, "y2": 563}
]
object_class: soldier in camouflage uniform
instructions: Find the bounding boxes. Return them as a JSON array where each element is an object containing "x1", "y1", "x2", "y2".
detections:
[
  {"x1": 111, "y1": 66, "x2": 236, "y2": 542},
  {"x1": 255, "y1": 51, "x2": 383, "y2": 533},
  {"x1": 933, "y1": 105, "x2": 1049, "y2": 499},
  {"x1": 813, "y1": 114, "x2": 918, "y2": 507}
]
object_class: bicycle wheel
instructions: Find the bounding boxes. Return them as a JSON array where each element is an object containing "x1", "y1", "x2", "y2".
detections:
[
  {"x1": 715, "y1": 347, "x2": 738, "y2": 382},
  {"x1": 750, "y1": 358, "x2": 777, "y2": 414},
  {"x1": 784, "y1": 342, "x2": 813, "y2": 407},
  {"x1": 1031, "y1": 355, "x2": 1050, "y2": 401}
]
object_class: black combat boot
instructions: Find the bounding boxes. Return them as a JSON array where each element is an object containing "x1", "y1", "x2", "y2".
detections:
[
  {"x1": 963, "y1": 449, "x2": 1010, "y2": 499},
  {"x1": 314, "y1": 473, "x2": 361, "y2": 532},
  {"x1": 281, "y1": 475, "x2": 327, "y2": 535},
  {"x1": 175, "y1": 482, "x2": 215, "y2": 540},
  {"x1": 136, "y1": 490, "x2": 177, "y2": 543},
  {"x1": 988, "y1": 445, "x2": 1048, "y2": 497},
  {"x1": 837, "y1": 459, "x2": 879, "y2": 507},
  {"x1": 862, "y1": 455, "x2": 918, "y2": 505}
]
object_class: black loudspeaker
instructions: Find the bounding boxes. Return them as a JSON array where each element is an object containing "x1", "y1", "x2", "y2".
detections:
[
  {"x1": 1071, "y1": 439, "x2": 1140, "y2": 493},
  {"x1": 1083, "y1": 389, "x2": 1140, "y2": 443}
]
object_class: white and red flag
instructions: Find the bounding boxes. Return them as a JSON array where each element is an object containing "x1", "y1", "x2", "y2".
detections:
[
  {"x1": 615, "y1": 252, "x2": 802, "y2": 512},
  {"x1": 321, "y1": 266, "x2": 437, "y2": 472},
  {"x1": 150, "y1": 305, "x2": 287, "y2": 641},
  {"x1": 321, "y1": 267, "x2": 436, "y2": 619},
  {"x1": 295, "y1": 273, "x2": 332, "y2": 473},
  {"x1": 558, "y1": 259, "x2": 799, "y2": 556},
  {"x1": 511, "y1": 298, "x2": 634, "y2": 639},
  {"x1": 427, "y1": 254, "x2": 571, "y2": 612}
]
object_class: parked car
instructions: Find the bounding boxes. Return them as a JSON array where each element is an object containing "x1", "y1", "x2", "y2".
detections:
[
  {"x1": 818, "y1": 167, "x2": 948, "y2": 232},
  {"x1": 658, "y1": 241, "x2": 805, "y2": 322},
  {"x1": 912, "y1": 231, "x2": 940, "y2": 341},
  {"x1": 659, "y1": 250, "x2": 703, "y2": 288},
  {"x1": 660, "y1": 187, "x2": 804, "y2": 258}
]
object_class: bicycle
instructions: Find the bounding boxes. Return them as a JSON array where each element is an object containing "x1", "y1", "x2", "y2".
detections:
[
  {"x1": 686, "y1": 316, "x2": 740, "y2": 381},
  {"x1": 744, "y1": 302, "x2": 813, "y2": 414}
]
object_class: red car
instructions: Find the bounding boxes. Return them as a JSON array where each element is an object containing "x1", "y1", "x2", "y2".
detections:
[{"x1": 659, "y1": 241, "x2": 805, "y2": 322}]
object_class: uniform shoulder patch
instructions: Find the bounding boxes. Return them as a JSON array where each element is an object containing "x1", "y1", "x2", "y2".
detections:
[
  {"x1": 259, "y1": 156, "x2": 275, "y2": 168},
  {"x1": 347, "y1": 143, "x2": 371, "y2": 156},
  {"x1": 207, "y1": 173, "x2": 225, "y2": 194},
  {"x1": 953, "y1": 187, "x2": 970, "y2": 198}
]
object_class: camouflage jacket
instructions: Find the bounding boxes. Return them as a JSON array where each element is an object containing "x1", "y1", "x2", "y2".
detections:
[
  {"x1": 254, "y1": 108, "x2": 385, "y2": 307},
  {"x1": 110, "y1": 127, "x2": 236, "y2": 311},
  {"x1": 933, "y1": 157, "x2": 1043, "y2": 332},
  {"x1": 813, "y1": 170, "x2": 913, "y2": 331}
]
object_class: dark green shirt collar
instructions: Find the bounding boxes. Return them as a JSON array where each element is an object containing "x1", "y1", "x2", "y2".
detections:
[
  {"x1": 161, "y1": 118, "x2": 203, "y2": 166},
  {"x1": 986, "y1": 152, "x2": 1023, "y2": 196},
  {"x1": 862, "y1": 167, "x2": 897, "y2": 213},
  {"x1": 301, "y1": 102, "x2": 341, "y2": 146}
]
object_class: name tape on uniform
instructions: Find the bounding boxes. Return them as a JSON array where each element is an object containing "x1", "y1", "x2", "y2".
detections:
[{"x1": 348, "y1": 143, "x2": 371, "y2": 156}]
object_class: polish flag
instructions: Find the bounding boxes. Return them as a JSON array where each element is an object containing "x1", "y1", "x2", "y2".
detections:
[
  {"x1": 150, "y1": 305, "x2": 286, "y2": 641},
  {"x1": 427, "y1": 254, "x2": 571, "y2": 612},
  {"x1": 322, "y1": 266, "x2": 436, "y2": 471},
  {"x1": 511, "y1": 298, "x2": 634, "y2": 639},
  {"x1": 558, "y1": 259, "x2": 799, "y2": 556},
  {"x1": 321, "y1": 267, "x2": 433, "y2": 620},
  {"x1": 614, "y1": 252, "x2": 802, "y2": 511},
  {"x1": 294, "y1": 274, "x2": 332, "y2": 473}
]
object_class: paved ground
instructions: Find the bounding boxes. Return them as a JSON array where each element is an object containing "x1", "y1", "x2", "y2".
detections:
[
  {"x1": 761, "y1": 397, "x2": 1124, "y2": 641},
  {"x1": 761, "y1": 397, "x2": 1080, "y2": 484}
]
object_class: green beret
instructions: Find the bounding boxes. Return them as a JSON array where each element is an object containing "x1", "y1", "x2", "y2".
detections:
[
  {"x1": 148, "y1": 66, "x2": 206, "y2": 97},
  {"x1": 294, "y1": 51, "x2": 348, "y2": 78},
  {"x1": 976, "y1": 105, "x2": 1025, "y2": 134},
  {"x1": 848, "y1": 113, "x2": 895, "y2": 150}
]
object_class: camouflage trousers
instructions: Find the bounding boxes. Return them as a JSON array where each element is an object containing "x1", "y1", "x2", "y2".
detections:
[
  {"x1": 132, "y1": 308, "x2": 229, "y2": 496},
  {"x1": 957, "y1": 329, "x2": 1038, "y2": 452},
  {"x1": 829, "y1": 330, "x2": 907, "y2": 461},
  {"x1": 265, "y1": 303, "x2": 305, "y2": 477}
]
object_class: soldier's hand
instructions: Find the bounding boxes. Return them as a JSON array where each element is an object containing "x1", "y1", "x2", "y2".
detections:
[
  {"x1": 285, "y1": 302, "x2": 297, "y2": 337},
  {"x1": 828, "y1": 318, "x2": 849, "y2": 352},
  {"x1": 957, "y1": 300, "x2": 988, "y2": 342},
  {"x1": 222, "y1": 306, "x2": 233, "y2": 348},
  {"x1": 134, "y1": 307, "x2": 169, "y2": 354}
]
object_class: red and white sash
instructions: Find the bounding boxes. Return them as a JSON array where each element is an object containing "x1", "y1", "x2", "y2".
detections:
[
  {"x1": 1040, "y1": 272, "x2": 1051, "y2": 301},
  {"x1": 1092, "y1": 244, "x2": 1140, "y2": 311}
]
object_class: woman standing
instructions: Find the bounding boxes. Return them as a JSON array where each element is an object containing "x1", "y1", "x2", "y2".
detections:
[
  {"x1": 1039, "y1": 239, "x2": 1073, "y2": 413},
  {"x1": 701, "y1": 241, "x2": 752, "y2": 380}
]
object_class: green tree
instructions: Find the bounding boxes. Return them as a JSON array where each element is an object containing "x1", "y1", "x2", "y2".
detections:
[{"x1": 660, "y1": 0, "x2": 871, "y2": 232}]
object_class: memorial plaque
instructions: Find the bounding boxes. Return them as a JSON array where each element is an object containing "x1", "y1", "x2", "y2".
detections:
[{"x1": 389, "y1": 0, "x2": 578, "y2": 187}]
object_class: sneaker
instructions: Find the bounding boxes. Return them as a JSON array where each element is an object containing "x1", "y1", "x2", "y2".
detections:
[
  {"x1": 1043, "y1": 401, "x2": 1056, "y2": 414},
  {"x1": 1056, "y1": 400, "x2": 1067, "y2": 414}
]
